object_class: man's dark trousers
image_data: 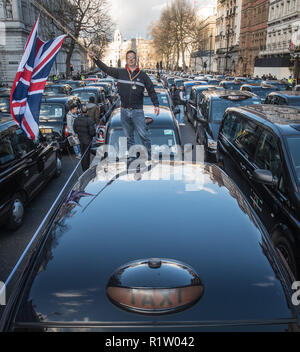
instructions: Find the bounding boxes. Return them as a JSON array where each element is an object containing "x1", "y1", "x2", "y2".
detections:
[{"x1": 80, "y1": 143, "x2": 91, "y2": 172}]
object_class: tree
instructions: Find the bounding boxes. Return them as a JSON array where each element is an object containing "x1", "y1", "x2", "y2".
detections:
[
  {"x1": 149, "y1": 0, "x2": 198, "y2": 71},
  {"x1": 41, "y1": 0, "x2": 114, "y2": 76}
]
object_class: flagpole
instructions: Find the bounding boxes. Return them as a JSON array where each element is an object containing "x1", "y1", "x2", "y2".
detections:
[{"x1": 33, "y1": 0, "x2": 88, "y2": 53}]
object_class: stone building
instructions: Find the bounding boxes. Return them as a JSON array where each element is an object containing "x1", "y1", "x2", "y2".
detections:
[
  {"x1": 103, "y1": 29, "x2": 159, "y2": 69},
  {"x1": 237, "y1": 0, "x2": 269, "y2": 76},
  {"x1": 191, "y1": 15, "x2": 216, "y2": 72},
  {"x1": 0, "y1": 0, "x2": 88, "y2": 86},
  {"x1": 214, "y1": 0, "x2": 242, "y2": 73},
  {"x1": 255, "y1": 0, "x2": 300, "y2": 79}
]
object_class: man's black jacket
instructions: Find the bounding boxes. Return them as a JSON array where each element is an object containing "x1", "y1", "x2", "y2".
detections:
[
  {"x1": 94, "y1": 59, "x2": 159, "y2": 109},
  {"x1": 73, "y1": 115, "x2": 96, "y2": 145}
]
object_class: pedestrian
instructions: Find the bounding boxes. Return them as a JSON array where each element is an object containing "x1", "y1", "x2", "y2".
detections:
[
  {"x1": 81, "y1": 74, "x2": 85, "y2": 81},
  {"x1": 177, "y1": 85, "x2": 187, "y2": 124},
  {"x1": 66, "y1": 104, "x2": 81, "y2": 159},
  {"x1": 73, "y1": 108, "x2": 96, "y2": 172},
  {"x1": 169, "y1": 84, "x2": 178, "y2": 106},
  {"x1": 87, "y1": 96, "x2": 100, "y2": 125},
  {"x1": 88, "y1": 49, "x2": 159, "y2": 164}
]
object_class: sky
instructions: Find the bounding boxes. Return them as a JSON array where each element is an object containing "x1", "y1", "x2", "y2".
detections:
[{"x1": 109, "y1": 0, "x2": 217, "y2": 40}]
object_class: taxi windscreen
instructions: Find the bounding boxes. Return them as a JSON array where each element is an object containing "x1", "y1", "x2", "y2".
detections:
[
  {"x1": 39, "y1": 104, "x2": 64, "y2": 121},
  {"x1": 143, "y1": 94, "x2": 170, "y2": 108},
  {"x1": 108, "y1": 128, "x2": 178, "y2": 156},
  {"x1": 212, "y1": 97, "x2": 261, "y2": 122},
  {"x1": 43, "y1": 86, "x2": 64, "y2": 96},
  {"x1": 73, "y1": 91, "x2": 97, "y2": 103},
  {"x1": 0, "y1": 97, "x2": 10, "y2": 113}
]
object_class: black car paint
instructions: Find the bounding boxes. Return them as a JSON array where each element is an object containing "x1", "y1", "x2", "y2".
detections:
[
  {"x1": 217, "y1": 105, "x2": 300, "y2": 276},
  {"x1": 0, "y1": 120, "x2": 60, "y2": 229},
  {"x1": 2, "y1": 162, "x2": 299, "y2": 331},
  {"x1": 39, "y1": 96, "x2": 79, "y2": 151},
  {"x1": 192, "y1": 90, "x2": 261, "y2": 161}
]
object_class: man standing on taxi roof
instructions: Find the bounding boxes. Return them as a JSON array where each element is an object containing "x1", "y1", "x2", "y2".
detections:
[{"x1": 88, "y1": 50, "x2": 160, "y2": 162}]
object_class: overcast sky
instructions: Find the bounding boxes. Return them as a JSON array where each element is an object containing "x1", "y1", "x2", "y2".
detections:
[{"x1": 109, "y1": 0, "x2": 217, "y2": 40}]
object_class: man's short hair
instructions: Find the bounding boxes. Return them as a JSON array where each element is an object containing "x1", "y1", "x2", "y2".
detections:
[
  {"x1": 81, "y1": 105, "x2": 88, "y2": 113},
  {"x1": 70, "y1": 103, "x2": 78, "y2": 111},
  {"x1": 126, "y1": 50, "x2": 137, "y2": 59},
  {"x1": 89, "y1": 96, "x2": 95, "y2": 103}
]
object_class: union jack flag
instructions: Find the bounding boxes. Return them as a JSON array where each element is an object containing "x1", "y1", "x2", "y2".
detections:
[{"x1": 10, "y1": 17, "x2": 66, "y2": 140}]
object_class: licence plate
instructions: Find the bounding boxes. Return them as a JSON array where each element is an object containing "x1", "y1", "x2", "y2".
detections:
[{"x1": 40, "y1": 128, "x2": 53, "y2": 134}]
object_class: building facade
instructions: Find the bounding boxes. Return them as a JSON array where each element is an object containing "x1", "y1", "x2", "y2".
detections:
[
  {"x1": 255, "y1": 0, "x2": 300, "y2": 78},
  {"x1": 103, "y1": 30, "x2": 159, "y2": 69},
  {"x1": 191, "y1": 15, "x2": 216, "y2": 72},
  {"x1": 0, "y1": 0, "x2": 88, "y2": 85},
  {"x1": 214, "y1": 0, "x2": 242, "y2": 73},
  {"x1": 237, "y1": 0, "x2": 269, "y2": 76}
]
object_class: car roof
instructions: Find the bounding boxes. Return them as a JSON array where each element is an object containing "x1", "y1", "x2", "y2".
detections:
[
  {"x1": 0, "y1": 118, "x2": 17, "y2": 133},
  {"x1": 109, "y1": 106, "x2": 175, "y2": 128},
  {"x1": 192, "y1": 85, "x2": 223, "y2": 92},
  {"x1": 220, "y1": 80, "x2": 242, "y2": 84},
  {"x1": 202, "y1": 90, "x2": 257, "y2": 98},
  {"x1": 268, "y1": 91, "x2": 300, "y2": 97},
  {"x1": 72, "y1": 87, "x2": 103, "y2": 92},
  {"x1": 41, "y1": 96, "x2": 76, "y2": 104},
  {"x1": 228, "y1": 105, "x2": 300, "y2": 134},
  {"x1": 13, "y1": 162, "x2": 295, "y2": 325},
  {"x1": 147, "y1": 88, "x2": 169, "y2": 95}
]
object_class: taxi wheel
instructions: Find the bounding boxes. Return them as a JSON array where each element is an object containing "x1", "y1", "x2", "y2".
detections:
[
  {"x1": 7, "y1": 194, "x2": 25, "y2": 230},
  {"x1": 272, "y1": 232, "x2": 298, "y2": 278}
]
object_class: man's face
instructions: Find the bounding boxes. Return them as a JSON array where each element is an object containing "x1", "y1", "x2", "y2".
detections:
[{"x1": 126, "y1": 53, "x2": 137, "y2": 67}]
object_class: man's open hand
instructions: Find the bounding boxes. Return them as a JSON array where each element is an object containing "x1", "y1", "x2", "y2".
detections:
[
  {"x1": 87, "y1": 51, "x2": 96, "y2": 59},
  {"x1": 154, "y1": 107, "x2": 160, "y2": 116}
]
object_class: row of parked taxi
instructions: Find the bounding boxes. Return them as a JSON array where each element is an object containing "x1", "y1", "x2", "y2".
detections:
[
  {"x1": 0, "y1": 74, "x2": 119, "y2": 230},
  {"x1": 159, "y1": 72, "x2": 300, "y2": 278},
  {"x1": 1, "y1": 71, "x2": 300, "y2": 331}
]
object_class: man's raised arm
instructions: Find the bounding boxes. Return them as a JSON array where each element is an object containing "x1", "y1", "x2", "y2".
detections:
[{"x1": 88, "y1": 51, "x2": 120, "y2": 79}]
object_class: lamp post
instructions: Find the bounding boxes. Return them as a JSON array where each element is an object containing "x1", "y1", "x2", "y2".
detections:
[
  {"x1": 225, "y1": 25, "x2": 234, "y2": 73},
  {"x1": 209, "y1": 34, "x2": 213, "y2": 73}
]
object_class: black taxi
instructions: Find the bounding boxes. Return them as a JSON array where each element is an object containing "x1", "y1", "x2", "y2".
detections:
[
  {"x1": 194, "y1": 90, "x2": 261, "y2": 161},
  {"x1": 265, "y1": 91, "x2": 300, "y2": 108},
  {"x1": 92, "y1": 105, "x2": 182, "y2": 160},
  {"x1": 217, "y1": 105, "x2": 300, "y2": 276},
  {"x1": 1, "y1": 162, "x2": 299, "y2": 331},
  {"x1": 0, "y1": 118, "x2": 61, "y2": 230},
  {"x1": 39, "y1": 96, "x2": 80, "y2": 151}
]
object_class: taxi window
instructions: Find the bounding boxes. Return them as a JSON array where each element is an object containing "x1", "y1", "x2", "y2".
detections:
[
  {"x1": 222, "y1": 112, "x2": 242, "y2": 141},
  {"x1": 255, "y1": 131, "x2": 282, "y2": 178},
  {"x1": 43, "y1": 86, "x2": 63, "y2": 96},
  {"x1": 233, "y1": 119, "x2": 260, "y2": 160},
  {"x1": 40, "y1": 104, "x2": 64, "y2": 121},
  {"x1": 190, "y1": 89, "x2": 196, "y2": 103},
  {"x1": 73, "y1": 91, "x2": 97, "y2": 104},
  {"x1": 0, "y1": 137, "x2": 15, "y2": 165},
  {"x1": 11, "y1": 129, "x2": 35, "y2": 156},
  {"x1": 200, "y1": 98, "x2": 209, "y2": 118}
]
